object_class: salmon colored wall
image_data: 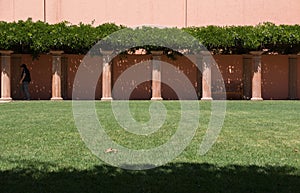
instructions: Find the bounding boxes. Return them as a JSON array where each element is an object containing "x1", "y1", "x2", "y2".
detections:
[
  {"x1": 2, "y1": 54, "x2": 299, "y2": 100},
  {"x1": 66, "y1": 55, "x2": 202, "y2": 100},
  {"x1": 65, "y1": 55, "x2": 82, "y2": 99},
  {"x1": 61, "y1": 54, "x2": 103, "y2": 100},
  {"x1": 1, "y1": 0, "x2": 299, "y2": 27},
  {"x1": 262, "y1": 55, "x2": 289, "y2": 99},
  {"x1": 60, "y1": 0, "x2": 186, "y2": 27},
  {"x1": 11, "y1": 54, "x2": 52, "y2": 100},
  {"x1": 213, "y1": 55, "x2": 243, "y2": 99},
  {"x1": 10, "y1": 55, "x2": 25, "y2": 99},
  {"x1": 188, "y1": 0, "x2": 300, "y2": 26},
  {"x1": 111, "y1": 54, "x2": 198, "y2": 100},
  {"x1": 0, "y1": 0, "x2": 44, "y2": 22},
  {"x1": 161, "y1": 55, "x2": 198, "y2": 100},
  {"x1": 9, "y1": 54, "x2": 101, "y2": 100},
  {"x1": 112, "y1": 54, "x2": 152, "y2": 100},
  {"x1": 45, "y1": 0, "x2": 62, "y2": 24}
]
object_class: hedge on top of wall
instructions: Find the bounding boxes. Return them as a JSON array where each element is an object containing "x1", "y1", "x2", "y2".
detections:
[
  {"x1": 183, "y1": 22, "x2": 300, "y2": 54},
  {"x1": 0, "y1": 19, "x2": 124, "y2": 55},
  {"x1": 0, "y1": 18, "x2": 300, "y2": 55}
]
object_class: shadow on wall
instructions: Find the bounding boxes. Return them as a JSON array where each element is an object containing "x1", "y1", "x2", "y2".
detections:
[
  {"x1": 6, "y1": 54, "x2": 298, "y2": 100},
  {"x1": 262, "y1": 55, "x2": 289, "y2": 99},
  {"x1": 112, "y1": 54, "x2": 152, "y2": 100},
  {"x1": 213, "y1": 55, "x2": 244, "y2": 100},
  {"x1": 0, "y1": 157, "x2": 299, "y2": 193},
  {"x1": 11, "y1": 55, "x2": 52, "y2": 100}
]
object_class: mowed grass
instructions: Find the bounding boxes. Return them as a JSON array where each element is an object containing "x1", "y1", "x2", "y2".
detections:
[{"x1": 0, "y1": 100, "x2": 299, "y2": 193}]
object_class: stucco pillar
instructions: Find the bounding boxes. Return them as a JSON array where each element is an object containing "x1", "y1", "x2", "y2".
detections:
[
  {"x1": 45, "y1": 0, "x2": 62, "y2": 23},
  {"x1": 101, "y1": 50, "x2": 113, "y2": 101},
  {"x1": 250, "y1": 51, "x2": 264, "y2": 101},
  {"x1": 201, "y1": 51, "x2": 213, "y2": 100},
  {"x1": 0, "y1": 51, "x2": 13, "y2": 102},
  {"x1": 50, "y1": 51, "x2": 64, "y2": 100},
  {"x1": 151, "y1": 51, "x2": 163, "y2": 100},
  {"x1": 288, "y1": 55, "x2": 298, "y2": 99}
]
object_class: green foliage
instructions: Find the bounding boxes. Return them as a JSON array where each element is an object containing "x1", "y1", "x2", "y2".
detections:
[
  {"x1": 96, "y1": 26, "x2": 201, "y2": 54},
  {"x1": 0, "y1": 19, "x2": 300, "y2": 54},
  {"x1": 183, "y1": 23, "x2": 300, "y2": 54},
  {"x1": 0, "y1": 18, "x2": 122, "y2": 55}
]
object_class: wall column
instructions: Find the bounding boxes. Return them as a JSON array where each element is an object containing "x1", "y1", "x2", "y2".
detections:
[
  {"x1": 50, "y1": 51, "x2": 64, "y2": 100},
  {"x1": 288, "y1": 55, "x2": 298, "y2": 99},
  {"x1": 201, "y1": 51, "x2": 213, "y2": 100},
  {"x1": 151, "y1": 51, "x2": 163, "y2": 100},
  {"x1": 101, "y1": 50, "x2": 113, "y2": 101},
  {"x1": 250, "y1": 51, "x2": 264, "y2": 101},
  {"x1": 44, "y1": 0, "x2": 62, "y2": 23},
  {"x1": 0, "y1": 50, "x2": 13, "y2": 102}
]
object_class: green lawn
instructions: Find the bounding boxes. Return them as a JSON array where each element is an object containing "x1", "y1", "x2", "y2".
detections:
[{"x1": 0, "y1": 101, "x2": 299, "y2": 193}]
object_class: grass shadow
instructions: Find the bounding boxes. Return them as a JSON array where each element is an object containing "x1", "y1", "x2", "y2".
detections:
[{"x1": 0, "y1": 158, "x2": 299, "y2": 193}]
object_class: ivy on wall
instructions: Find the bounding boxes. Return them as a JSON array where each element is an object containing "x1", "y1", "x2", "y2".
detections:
[{"x1": 0, "y1": 18, "x2": 299, "y2": 55}]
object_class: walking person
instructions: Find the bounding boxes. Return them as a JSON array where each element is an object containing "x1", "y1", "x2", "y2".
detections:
[{"x1": 19, "y1": 64, "x2": 31, "y2": 100}]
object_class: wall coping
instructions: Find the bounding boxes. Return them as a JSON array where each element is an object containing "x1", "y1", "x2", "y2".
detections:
[{"x1": 0, "y1": 50, "x2": 14, "y2": 55}]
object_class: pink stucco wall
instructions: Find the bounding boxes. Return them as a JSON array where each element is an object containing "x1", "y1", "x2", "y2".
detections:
[
  {"x1": 112, "y1": 55, "x2": 152, "y2": 100},
  {"x1": 188, "y1": 0, "x2": 300, "y2": 26},
  {"x1": 161, "y1": 55, "x2": 198, "y2": 100},
  {"x1": 64, "y1": 54, "x2": 85, "y2": 100},
  {"x1": 0, "y1": 0, "x2": 44, "y2": 23},
  {"x1": 1, "y1": 54, "x2": 299, "y2": 100},
  {"x1": 59, "y1": 0, "x2": 186, "y2": 27},
  {"x1": 214, "y1": 55, "x2": 243, "y2": 99},
  {"x1": 1, "y1": 0, "x2": 299, "y2": 27},
  {"x1": 10, "y1": 54, "x2": 52, "y2": 100},
  {"x1": 261, "y1": 55, "x2": 289, "y2": 99}
]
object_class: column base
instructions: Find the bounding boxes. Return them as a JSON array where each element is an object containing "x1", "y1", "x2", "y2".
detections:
[
  {"x1": 151, "y1": 97, "x2": 163, "y2": 101},
  {"x1": 51, "y1": 97, "x2": 63, "y2": 101},
  {"x1": 101, "y1": 97, "x2": 113, "y2": 101},
  {"x1": 0, "y1": 97, "x2": 12, "y2": 103},
  {"x1": 251, "y1": 97, "x2": 263, "y2": 101},
  {"x1": 289, "y1": 97, "x2": 298, "y2": 100},
  {"x1": 201, "y1": 97, "x2": 213, "y2": 101}
]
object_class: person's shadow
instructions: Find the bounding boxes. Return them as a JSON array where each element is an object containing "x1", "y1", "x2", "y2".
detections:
[{"x1": 0, "y1": 157, "x2": 299, "y2": 193}]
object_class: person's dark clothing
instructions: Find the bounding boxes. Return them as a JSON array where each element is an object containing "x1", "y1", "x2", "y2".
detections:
[
  {"x1": 20, "y1": 66, "x2": 31, "y2": 100},
  {"x1": 21, "y1": 68, "x2": 31, "y2": 83},
  {"x1": 22, "y1": 82, "x2": 30, "y2": 100}
]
